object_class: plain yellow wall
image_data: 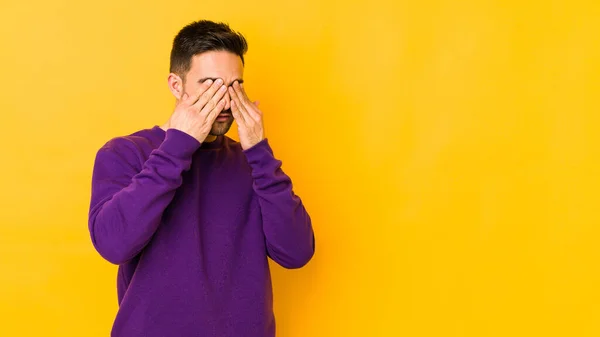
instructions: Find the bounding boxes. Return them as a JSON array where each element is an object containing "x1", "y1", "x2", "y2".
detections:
[{"x1": 1, "y1": 0, "x2": 599, "y2": 336}]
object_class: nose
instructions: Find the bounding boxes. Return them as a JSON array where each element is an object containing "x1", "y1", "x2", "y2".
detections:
[{"x1": 224, "y1": 91, "x2": 231, "y2": 110}]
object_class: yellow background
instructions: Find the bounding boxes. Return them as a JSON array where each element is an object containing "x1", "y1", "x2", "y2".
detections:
[{"x1": 1, "y1": 0, "x2": 599, "y2": 336}]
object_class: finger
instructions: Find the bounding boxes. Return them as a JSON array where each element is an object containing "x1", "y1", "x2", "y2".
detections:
[
  {"x1": 192, "y1": 78, "x2": 224, "y2": 109},
  {"x1": 193, "y1": 79, "x2": 223, "y2": 107},
  {"x1": 235, "y1": 82, "x2": 261, "y2": 118},
  {"x1": 230, "y1": 97, "x2": 245, "y2": 125},
  {"x1": 229, "y1": 86, "x2": 253, "y2": 123},
  {"x1": 207, "y1": 98, "x2": 227, "y2": 124},
  {"x1": 179, "y1": 90, "x2": 188, "y2": 101},
  {"x1": 251, "y1": 101, "x2": 262, "y2": 117},
  {"x1": 182, "y1": 79, "x2": 214, "y2": 106},
  {"x1": 232, "y1": 81, "x2": 251, "y2": 106},
  {"x1": 233, "y1": 82, "x2": 262, "y2": 121},
  {"x1": 251, "y1": 101, "x2": 262, "y2": 116},
  {"x1": 199, "y1": 83, "x2": 227, "y2": 116},
  {"x1": 181, "y1": 79, "x2": 212, "y2": 106}
]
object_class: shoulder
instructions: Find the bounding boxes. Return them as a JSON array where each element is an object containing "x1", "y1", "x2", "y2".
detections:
[
  {"x1": 95, "y1": 126, "x2": 160, "y2": 166},
  {"x1": 102, "y1": 126, "x2": 159, "y2": 150}
]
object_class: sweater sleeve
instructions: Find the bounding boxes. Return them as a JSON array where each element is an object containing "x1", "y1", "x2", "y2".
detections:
[
  {"x1": 88, "y1": 129, "x2": 200, "y2": 265},
  {"x1": 243, "y1": 139, "x2": 315, "y2": 269}
]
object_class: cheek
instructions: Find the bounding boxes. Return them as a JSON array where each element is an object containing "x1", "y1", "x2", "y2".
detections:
[{"x1": 184, "y1": 82, "x2": 198, "y2": 95}]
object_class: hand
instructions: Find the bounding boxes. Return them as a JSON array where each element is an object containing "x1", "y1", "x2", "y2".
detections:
[
  {"x1": 167, "y1": 78, "x2": 228, "y2": 143},
  {"x1": 228, "y1": 81, "x2": 265, "y2": 150}
]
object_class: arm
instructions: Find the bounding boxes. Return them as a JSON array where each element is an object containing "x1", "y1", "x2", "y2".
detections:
[
  {"x1": 88, "y1": 129, "x2": 200, "y2": 265},
  {"x1": 89, "y1": 78, "x2": 228, "y2": 264},
  {"x1": 244, "y1": 139, "x2": 315, "y2": 269}
]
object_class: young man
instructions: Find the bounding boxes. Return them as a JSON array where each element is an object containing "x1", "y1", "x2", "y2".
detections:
[{"x1": 88, "y1": 20, "x2": 315, "y2": 337}]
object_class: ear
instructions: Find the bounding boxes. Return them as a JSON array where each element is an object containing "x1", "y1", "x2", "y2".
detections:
[{"x1": 167, "y1": 73, "x2": 184, "y2": 99}]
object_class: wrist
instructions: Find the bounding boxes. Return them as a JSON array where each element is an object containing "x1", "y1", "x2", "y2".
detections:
[{"x1": 161, "y1": 129, "x2": 201, "y2": 158}]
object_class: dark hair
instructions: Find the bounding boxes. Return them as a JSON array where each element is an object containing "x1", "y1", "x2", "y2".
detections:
[{"x1": 169, "y1": 20, "x2": 248, "y2": 78}]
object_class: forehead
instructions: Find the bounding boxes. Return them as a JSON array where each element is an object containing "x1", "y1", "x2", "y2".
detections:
[{"x1": 187, "y1": 50, "x2": 244, "y2": 81}]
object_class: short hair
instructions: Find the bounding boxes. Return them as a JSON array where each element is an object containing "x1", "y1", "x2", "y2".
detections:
[{"x1": 169, "y1": 20, "x2": 248, "y2": 79}]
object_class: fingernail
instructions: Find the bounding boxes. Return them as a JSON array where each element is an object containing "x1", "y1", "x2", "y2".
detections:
[
  {"x1": 216, "y1": 78, "x2": 223, "y2": 85},
  {"x1": 206, "y1": 79, "x2": 213, "y2": 85},
  {"x1": 220, "y1": 85, "x2": 226, "y2": 91}
]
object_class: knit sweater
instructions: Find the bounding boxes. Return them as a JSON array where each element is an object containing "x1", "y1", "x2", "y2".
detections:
[{"x1": 88, "y1": 125, "x2": 315, "y2": 337}]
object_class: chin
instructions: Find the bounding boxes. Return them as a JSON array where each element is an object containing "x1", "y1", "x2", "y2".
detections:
[{"x1": 209, "y1": 122, "x2": 233, "y2": 136}]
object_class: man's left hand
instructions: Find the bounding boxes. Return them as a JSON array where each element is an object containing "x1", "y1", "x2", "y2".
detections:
[{"x1": 229, "y1": 81, "x2": 265, "y2": 150}]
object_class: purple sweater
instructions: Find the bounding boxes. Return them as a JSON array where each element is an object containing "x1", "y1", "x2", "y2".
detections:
[{"x1": 88, "y1": 126, "x2": 315, "y2": 337}]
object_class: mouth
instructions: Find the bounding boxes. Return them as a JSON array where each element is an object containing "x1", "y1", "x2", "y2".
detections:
[{"x1": 216, "y1": 113, "x2": 232, "y2": 122}]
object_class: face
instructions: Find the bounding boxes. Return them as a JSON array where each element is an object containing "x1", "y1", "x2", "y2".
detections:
[{"x1": 169, "y1": 50, "x2": 244, "y2": 136}]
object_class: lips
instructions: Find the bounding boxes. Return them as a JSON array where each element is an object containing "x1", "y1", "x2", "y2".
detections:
[{"x1": 216, "y1": 113, "x2": 232, "y2": 121}]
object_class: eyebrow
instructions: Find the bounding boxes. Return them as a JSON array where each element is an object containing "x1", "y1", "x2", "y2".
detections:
[{"x1": 198, "y1": 77, "x2": 244, "y2": 86}]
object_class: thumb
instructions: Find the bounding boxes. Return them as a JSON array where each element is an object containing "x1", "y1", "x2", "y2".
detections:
[{"x1": 178, "y1": 89, "x2": 188, "y2": 101}]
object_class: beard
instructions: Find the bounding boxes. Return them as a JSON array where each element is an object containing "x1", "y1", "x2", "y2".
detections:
[{"x1": 208, "y1": 109, "x2": 234, "y2": 136}]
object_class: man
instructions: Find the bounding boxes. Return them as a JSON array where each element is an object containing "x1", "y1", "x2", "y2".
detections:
[{"x1": 88, "y1": 20, "x2": 315, "y2": 337}]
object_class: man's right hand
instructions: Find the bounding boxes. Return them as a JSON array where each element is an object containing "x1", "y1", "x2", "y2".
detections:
[{"x1": 167, "y1": 78, "x2": 227, "y2": 143}]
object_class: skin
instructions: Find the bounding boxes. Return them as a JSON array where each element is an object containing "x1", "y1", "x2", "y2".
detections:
[{"x1": 162, "y1": 51, "x2": 265, "y2": 150}]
